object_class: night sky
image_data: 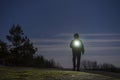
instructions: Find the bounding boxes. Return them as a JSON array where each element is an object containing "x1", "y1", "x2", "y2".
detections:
[{"x1": 0, "y1": 0, "x2": 120, "y2": 68}]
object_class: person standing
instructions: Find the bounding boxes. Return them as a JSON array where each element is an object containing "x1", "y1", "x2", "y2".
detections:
[{"x1": 70, "y1": 33, "x2": 84, "y2": 71}]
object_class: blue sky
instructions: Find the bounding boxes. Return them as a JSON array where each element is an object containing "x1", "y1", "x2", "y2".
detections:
[{"x1": 0, "y1": 0, "x2": 120, "y2": 68}]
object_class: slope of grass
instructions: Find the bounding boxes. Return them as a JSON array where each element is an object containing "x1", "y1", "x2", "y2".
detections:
[{"x1": 0, "y1": 66, "x2": 119, "y2": 80}]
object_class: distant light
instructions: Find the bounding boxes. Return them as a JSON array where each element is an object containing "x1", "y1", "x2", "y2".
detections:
[{"x1": 74, "y1": 40, "x2": 81, "y2": 47}]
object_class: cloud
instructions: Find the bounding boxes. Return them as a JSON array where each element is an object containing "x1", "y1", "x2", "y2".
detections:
[
  {"x1": 85, "y1": 39, "x2": 120, "y2": 43},
  {"x1": 52, "y1": 33, "x2": 120, "y2": 37},
  {"x1": 80, "y1": 33, "x2": 120, "y2": 36},
  {"x1": 35, "y1": 44, "x2": 70, "y2": 52},
  {"x1": 31, "y1": 33, "x2": 120, "y2": 52},
  {"x1": 31, "y1": 38, "x2": 68, "y2": 44},
  {"x1": 86, "y1": 46, "x2": 120, "y2": 51}
]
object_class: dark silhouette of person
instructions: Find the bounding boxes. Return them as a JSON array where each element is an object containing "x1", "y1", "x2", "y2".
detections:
[{"x1": 70, "y1": 33, "x2": 84, "y2": 71}]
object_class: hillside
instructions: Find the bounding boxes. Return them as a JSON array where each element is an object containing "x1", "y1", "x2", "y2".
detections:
[{"x1": 0, "y1": 66, "x2": 119, "y2": 80}]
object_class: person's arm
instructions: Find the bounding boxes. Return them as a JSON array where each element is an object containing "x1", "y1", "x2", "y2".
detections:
[{"x1": 81, "y1": 40, "x2": 84, "y2": 54}]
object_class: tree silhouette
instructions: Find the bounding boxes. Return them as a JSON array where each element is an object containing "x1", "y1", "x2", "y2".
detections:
[
  {"x1": 6, "y1": 24, "x2": 25, "y2": 47},
  {"x1": 81, "y1": 60, "x2": 119, "y2": 72},
  {"x1": 0, "y1": 24, "x2": 61, "y2": 68},
  {"x1": 33, "y1": 55, "x2": 61, "y2": 68},
  {"x1": 0, "y1": 40, "x2": 8, "y2": 65},
  {"x1": 6, "y1": 24, "x2": 37, "y2": 66}
]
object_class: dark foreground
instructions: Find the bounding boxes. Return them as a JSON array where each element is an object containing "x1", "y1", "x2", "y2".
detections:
[{"x1": 0, "y1": 66, "x2": 119, "y2": 80}]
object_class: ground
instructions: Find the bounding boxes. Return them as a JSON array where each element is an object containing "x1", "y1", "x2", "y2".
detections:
[{"x1": 0, "y1": 66, "x2": 119, "y2": 80}]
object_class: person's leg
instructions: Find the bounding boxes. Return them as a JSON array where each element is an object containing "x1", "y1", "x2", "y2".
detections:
[
  {"x1": 77, "y1": 53, "x2": 81, "y2": 71},
  {"x1": 72, "y1": 53, "x2": 76, "y2": 71}
]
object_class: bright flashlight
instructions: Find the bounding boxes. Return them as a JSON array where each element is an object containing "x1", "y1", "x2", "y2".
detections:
[{"x1": 74, "y1": 40, "x2": 81, "y2": 47}]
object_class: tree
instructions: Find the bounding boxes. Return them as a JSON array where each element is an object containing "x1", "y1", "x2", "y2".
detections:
[
  {"x1": 6, "y1": 24, "x2": 25, "y2": 48},
  {"x1": 0, "y1": 40, "x2": 8, "y2": 65},
  {"x1": 5, "y1": 24, "x2": 60, "y2": 68},
  {"x1": 82, "y1": 60, "x2": 99, "y2": 70},
  {"x1": 6, "y1": 24, "x2": 37, "y2": 66}
]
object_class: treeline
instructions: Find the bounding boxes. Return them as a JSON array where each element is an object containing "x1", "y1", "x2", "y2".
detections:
[
  {"x1": 0, "y1": 24, "x2": 61, "y2": 68},
  {"x1": 81, "y1": 60, "x2": 120, "y2": 73}
]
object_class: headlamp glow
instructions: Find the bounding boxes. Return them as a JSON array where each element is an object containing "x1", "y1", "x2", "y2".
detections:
[{"x1": 74, "y1": 40, "x2": 81, "y2": 47}]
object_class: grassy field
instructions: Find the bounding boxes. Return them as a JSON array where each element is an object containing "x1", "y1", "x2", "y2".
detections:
[{"x1": 0, "y1": 66, "x2": 119, "y2": 80}]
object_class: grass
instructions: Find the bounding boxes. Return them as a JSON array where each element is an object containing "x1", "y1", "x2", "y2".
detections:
[{"x1": 0, "y1": 66, "x2": 119, "y2": 80}]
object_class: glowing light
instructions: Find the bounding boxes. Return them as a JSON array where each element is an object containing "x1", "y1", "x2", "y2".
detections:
[{"x1": 74, "y1": 40, "x2": 81, "y2": 47}]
